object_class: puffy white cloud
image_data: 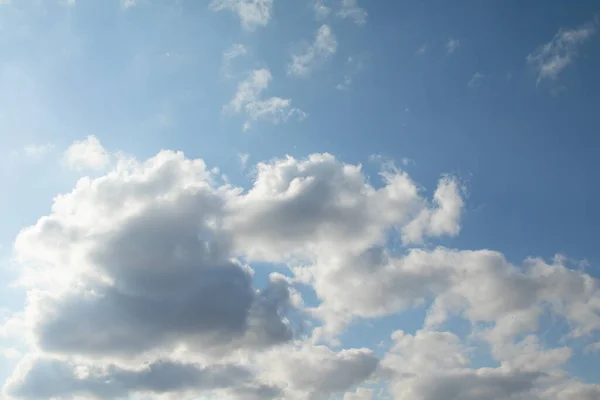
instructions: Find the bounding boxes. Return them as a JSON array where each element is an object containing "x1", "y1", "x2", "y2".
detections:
[
  {"x1": 14, "y1": 150, "x2": 295, "y2": 362},
  {"x1": 210, "y1": 0, "x2": 274, "y2": 31},
  {"x1": 382, "y1": 329, "x2": 600, "y2": 400},
  {"x1": 527, "y1": 22, "x2": 596, "y2": 84},
  {"x1": 4, "y1": 138, "x2": 600, "y2": 399},
  {"x1": 288, "y1": 25, "x2": 337, "y2": 77},
  {"x1": 257, "y1": 343, "x2": 379, "y2": 398},
  {"x1": 4, "y1": 357, "x2": 260, "y2": 399},
  {"x1": 225, "y1": 69, "x2": 306, "y2": 129},
  {"x1": 337, "y1": 0, "x2": 367, "y2": 25},
  {"x1": 62, "y1": 135, "x2": 110, "y2": 171}
]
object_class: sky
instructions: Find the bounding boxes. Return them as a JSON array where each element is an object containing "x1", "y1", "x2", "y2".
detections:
[{"x1": 1, "y1": 0, "x2": 600, "y2": 399}]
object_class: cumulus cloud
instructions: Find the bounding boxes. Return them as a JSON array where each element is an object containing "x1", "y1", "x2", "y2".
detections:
[
  {"x1": 210, "y1": 0, "x2": 274, "y2": 31},
  {"x1": 337, "y1": 0, "x2": 367, "y2": 25},
  {"x1": 5, "y1": 357, "x2": 256, "y2": 399},
  {"x1": 225, "y1": 69, "x2": 307, "y2": 129},
  {"x1": 288, "y1": 25, "x2": 337, "y2": 77},
  {"x1": 382, "y1": 329, "x2": 600, "y2": 400},
  {"x1": 62, "y1": 135, "x2": 110, "y2": 171},
  {"x1": 527, "y1": 22, "x2": 596, "y2": 84},
  {"x1": 4, "y1": 137, "x2": 600, "y2": 399}
]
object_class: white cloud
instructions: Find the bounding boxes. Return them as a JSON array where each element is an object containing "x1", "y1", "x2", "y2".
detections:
[
  {"x1": 62, "y1": 135, "x2": 110, "y2": 171},
  {"x1": 238, "y1": 153, "x2": 250, "y2": 169},
  {"x1": 336, "y1": 56, "x2": 364, "y2": 90},
  {"x1": 23, "y1": 143, "x2": 54, "y2": 158},
  {"x1": 222, "y1": 44, "x2": 248, "y2": 78},
  {"x1": 314, "y1": 0, "x2": 331, "y2": 19},
  {"x1": 288, "y1": 25, "x2": 337, "y2": 77},
  {"x1": 226, "y1": 69, "x2": 306, "y2": 129},
  {"x1": 344, "y1": 387, "x2": 374, "y2": 399},
  {"x1": 446, "y1": 38, "x2": 460, "y2": 54},
  {"x1": 1, "y1": 347, "x2": 21, "y2": 360},
  {"x1": 210, "y1": 0, "x2": 274, "y2": 31},
  {"x1": 416, "y1": 44, "x2": 427, "y2": 55},
  {"x1": 382, "y1": 329, "x2": 600, "y2": 400},
  {"x1": 123, "y1": 0, "x2": 136, "y2": 7},
  {"x1": 337, "y1": 0, "x2": 367, "y2": 25},
  {"x1": 4, "y1": 143, "x2": 600, "y2": 400},
  {"x1": 468, "y1": 72, "x2": 484, "y2": 89},
  {"x1": 527, "y1": 22, "x2": 596, "y2": 84}
]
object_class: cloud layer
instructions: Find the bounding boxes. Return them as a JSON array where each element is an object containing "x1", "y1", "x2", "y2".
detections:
[{"x1": 3, "y1": 139, "x2": 600, "y2": 399}]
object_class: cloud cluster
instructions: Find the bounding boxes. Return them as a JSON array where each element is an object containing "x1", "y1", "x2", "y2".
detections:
[
  {"x1": 3, "y1": 139, "x2": 600, "y2": 399},
  {"x1": 210, "y1": 0, "x2": 274, "y2": 31}
]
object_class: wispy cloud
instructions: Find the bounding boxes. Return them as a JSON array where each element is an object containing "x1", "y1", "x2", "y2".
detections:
[
  {"x1": 221, "y1": 44, "x2": 249, "y2": 78},
  {"x1": 225, "y1": 69, "x2": 307, "y2": 130},
  {"x1": 24, "y1": 143, "x2": 54, "y2": 158},
  {"x1": 210, "y1": 0, "x2": 274, "y2": 31},
  {"x1": 468, "y1": 72, "x2": 484, "y2": 89},
  {"x1": 416, "y1": 44, "x2": 427, "y2": 55},
  {"x1": 446, "y1": 38, "x2": 460, "y2": 54},
  {"x1": 336, "y1": 56, "x2": 364, "y2": 90},
  {"x1": 337, "y1": 0, "x2": 367, "y2": 25},
  {"x1": 314, "y1": 0, "x2": 331, "y2": 19},
  {"x1": 527, "y1": 22, "x2": 596, "y2": 84},
  {"x1": 288, "y1": 25, "x2": 337, "y2": 77}
]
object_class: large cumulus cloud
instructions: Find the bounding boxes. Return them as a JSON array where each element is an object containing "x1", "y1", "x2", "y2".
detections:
[{"x1": 3, "y1": 141, "x2": 600, "y2": 399}]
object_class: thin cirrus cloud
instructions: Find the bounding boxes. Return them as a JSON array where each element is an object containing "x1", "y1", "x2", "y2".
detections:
[
  {"x1": 288, "y1": 25, "x2": 338, "y2": 77},
  {"x1": 225, "y1": 68, "x2": 307, "y2": 130},
  {"x1": 210, "y1": 0, "x2": 274, "y2": 31},
  {"x1": 527, "y1": 21, "x2": 596, "y2": 84},
  {"x1": 3, "y1": 137, "x2": 600, "y2": 399}
]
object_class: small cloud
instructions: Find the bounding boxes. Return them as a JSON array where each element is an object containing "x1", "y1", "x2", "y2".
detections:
[
  {"x1": 63, "y1": 135, "x2": 110, "y2": 171},
  {"x1": 24, "y1": 143, "x2": 54, "y2": 158},
  {"x1": 446, "y1": 38, "x2": 460, "y2": 54},
  {"x1": 123, "y1": 0, "x2": 136, "y2": 7},
  {"x1": 337, "y1": 0, "x2": 367, "y2": 26},
  {"x1": 1, "y1": 347, "x2": 21, "y2": 360},
  {"x1": 314, "y1": 0, "x2": 331, "y2": 19},
  {"x1": 468, "y1": 72, "x2": 484, "y2": 89},
  {"x1": 335, "y1": 56, "x2": 364, "y2": 90},
  {"x1": 289, "y1": 25, "x2": 337, "y2": 77},
  {"x1": 210, "y1": 0, "x2": 274, "y2": 31},
  {"x1": 222, "y1": 43, "x2": 249, "y2": 78},
  {"x1": 527, "y1": 22, "x2": 596, "y2": 84},
  {"x1": 401, "y1": 157, "x2": 415, "y2": 166},
  {"x1": 225, "y1": 69, "x2": 307, "y2": 129},
  {"x1": 416, "y1": 44, "x2": 427, "y2": 55},
  {"x1": 239, "y1": 153, "x2": 250, "y2": 169}
]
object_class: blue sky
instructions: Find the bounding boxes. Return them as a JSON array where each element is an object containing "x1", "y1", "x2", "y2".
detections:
[{"x1": 1, "y1": 1, "x2": 600, "y2": 399}]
